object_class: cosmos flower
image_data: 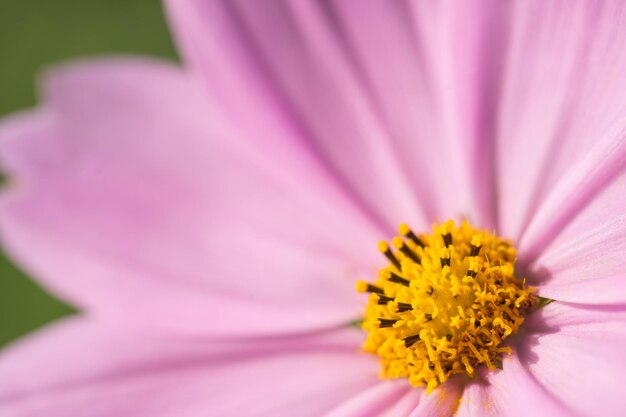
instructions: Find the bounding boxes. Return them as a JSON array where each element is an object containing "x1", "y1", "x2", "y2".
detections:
[{"x1": 1, "y1": 1, "x2": 626, "y2": 416}]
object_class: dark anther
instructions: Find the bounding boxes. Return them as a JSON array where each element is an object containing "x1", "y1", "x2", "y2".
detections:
[
  {"x1": 441, "y1": 257, "x2": 451, "y2": 267},
  {"x1": 377, "y1": 295, "x2": 394, "y2": 305},
  {"x1": 365, "y1": 284, "x2": 384, "y2": 294},
  {"x1": 404, "y1": 229, "x2": 425, "y2": 248},
  {"x1": 388, "y1": 272, "x2": 410, "y2": 286},
  {"x1": 445, "y1": 334, "x2": 452, "y2": 341},
  {"x1": 424, "y1": 314, "x2": 433, "y2": 322},
  {"x1": 474, "y1": 320, "x2": 481, "y2": 327},
  {"x1": 382, "y1": 247, "x2": 401, "y2": 270},
  {"x1": 443, "y1": 233, "x2": 452, "y2": 247},
  {"x1": 378, "y1": 318, "x2": 399, "y2": 328},
  {"x1": 404, "y1": 334, "x2": 421, "y2": 348},
  {"x1": 399, "y1": 242, "x2": 421, "y2": 264},
  {"x1": 426, "y1": 287, "x2": 434, "y2": 295},
  {"x1": 397, "y1": 302, "x2": 413, "y2": 312},
  {"x1": 468, "y1": 270, "x2": 477, "y2": 278},
  {"x1": 470, "y1": 245, "x2": 481, "y2": 256}
]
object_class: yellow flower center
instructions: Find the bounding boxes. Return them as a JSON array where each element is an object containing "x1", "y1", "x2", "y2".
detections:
[{"x1": 356, "y1": 220, "x2": 536, "y2": 392}]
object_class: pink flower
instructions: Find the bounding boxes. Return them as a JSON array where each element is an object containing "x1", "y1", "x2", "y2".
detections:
[{"x1": 1, "y1": 1, "x2": 626, "y2": 416}]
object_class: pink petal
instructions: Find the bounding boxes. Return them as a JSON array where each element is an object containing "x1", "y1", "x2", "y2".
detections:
[
  {"x1": 289, "y1": 0, "x2": 506, "y2": 228},
  {"x1": 165, "y1": 0, "x2": 510, "y2": 229},
  {"x1": 455, "y1": 381, "x2": 495, "y2": 417},
  {"x1": 496, "y1": 1, "x2": 626, "y2": 247},
  {"x1": 0, "y1": 320, "x2": 379, "y2": 417},
  {"x1": 517, "y1": 125, "x2": 626, "y2": 264},
  {"x1": 404, "y1": 0, "x2": 509, "y2": 228},
  {"x1": 458, "y1": 351, "x2": 576, "y2": 417},
  {"x1": 456, "y1": 352, "x2": 578, "y2": 417},
  {"x1": 407, "y1": 378, "x2": 464, "y2": 417},
  {"x1": 527, "y1": 173, "x2": 626, "y2": 303},
  {"x1": 165, "y1": 0, "x2": 426, "y2": 231},
  {"x1": 0, "y1": 59, "x2": 383, "y2": 337},
  {"x1": 379, "y1": 390, "x2": 422, "y2": 417},
  {"x1": 322, "y1": 381, "x2": 410, "y2": 417},
  {"x1": 521, "y1": 302, "x2": 626, "y2": 417}
]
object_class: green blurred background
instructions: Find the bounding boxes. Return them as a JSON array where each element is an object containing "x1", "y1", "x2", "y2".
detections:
[{"x1": 0, "y1": 0, "x2": 177, "y2": 347}]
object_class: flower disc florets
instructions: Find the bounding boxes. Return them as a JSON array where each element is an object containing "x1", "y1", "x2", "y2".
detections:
[{"x1": 357, "y1": 220, "x2": 536, "y2": 392}]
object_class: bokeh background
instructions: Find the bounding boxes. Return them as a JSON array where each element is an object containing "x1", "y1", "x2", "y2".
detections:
[{"x1": 0, "y1": 0, "x2": 176, "y2": 347}]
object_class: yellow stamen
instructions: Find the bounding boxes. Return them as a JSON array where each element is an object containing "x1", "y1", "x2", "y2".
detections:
[
  {"x1": 357, "y1": 220, "x2": 537, "y2": 392},
  {"x1": 355, "y1": 280, "x2": 369, "y2": 293}
]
